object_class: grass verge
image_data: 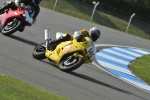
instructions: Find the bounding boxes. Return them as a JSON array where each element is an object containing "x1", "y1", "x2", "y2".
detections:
[
  {"x1": 1, "y1": 1, "x2": 150, "y2": 99},
  {"x1": 129, "y1": 54, "x2": 150, "y2": 85},
  {"x1": 40, "y1": 0, "x2": 150, "y2": 40},
  {"x1": 0, "y1": 74, "x2": 67, "y2": 100}
]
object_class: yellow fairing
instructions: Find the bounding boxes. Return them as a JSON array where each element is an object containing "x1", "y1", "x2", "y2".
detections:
[{"x1": 45, "y1": 37, "x2": 96, "y2": 66}]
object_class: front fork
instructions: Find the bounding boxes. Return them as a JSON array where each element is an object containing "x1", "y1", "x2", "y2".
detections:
[{"x1": 45, "y1": 39, "x2": 50, "y2": 50}]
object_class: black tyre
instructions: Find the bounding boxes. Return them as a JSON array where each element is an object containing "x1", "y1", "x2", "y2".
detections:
[
  {"x1": 32, "y1": 42, "x2": 46, "y2": 60},
  {"x1": 59, "y1": 55, "x2": 84, "y2": 72},
  {"x1": 2, "y1": 19, "x2": 22, "y2": 36}
]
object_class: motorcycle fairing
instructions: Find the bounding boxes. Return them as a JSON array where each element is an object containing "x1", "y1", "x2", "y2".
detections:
[
  {"x1": 86, "y1": 44, "x2": 95, "y2": 60},
  {"x1": 1, "y1": 8, "x2": 27, "y2": 26},
  {"x1": 45, "y1": 37, "x2": 96, "y2": 66}
]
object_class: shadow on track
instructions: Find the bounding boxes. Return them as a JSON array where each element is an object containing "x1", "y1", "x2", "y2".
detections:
[
  {"x1": 8, "y1": 35, "x2": 38, "y2": 46},
  {"x1": 69, "y1": 72, "x2": 148, "y2": 100}
]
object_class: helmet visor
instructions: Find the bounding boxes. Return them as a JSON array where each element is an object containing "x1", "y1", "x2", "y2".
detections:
[{"x1": 91, "y1": 33, "x2": 99, "y2": 42}]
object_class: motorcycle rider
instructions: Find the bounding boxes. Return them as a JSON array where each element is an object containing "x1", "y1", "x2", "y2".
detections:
[
  {"x1": 49, "y1": 27, "x2": 101, "y2": 50},
  {"x1": 0, "y1": 0, "x2": 42, "y2": 26}
]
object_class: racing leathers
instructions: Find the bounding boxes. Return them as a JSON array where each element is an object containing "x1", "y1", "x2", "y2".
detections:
[{"x1": 49, "y1": 29, "x2": 89, "y2": 50}]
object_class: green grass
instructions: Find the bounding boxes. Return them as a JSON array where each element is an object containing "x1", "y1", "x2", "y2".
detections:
[
  {"x1": 1, "y1": 1, "x2": 150, "y2": 99},
  {"x1": 0, "y1": 74, "x2": 67, "y2": 100},
  {"x1": 93, "y1": 11, "x2": 149, "y2": 39},
  {"x1": 129, "y1": 54, "x2": 150, "y2": 85},
  {"x1": 40, "y1": 0, "x2": 150, "y2": 40}
]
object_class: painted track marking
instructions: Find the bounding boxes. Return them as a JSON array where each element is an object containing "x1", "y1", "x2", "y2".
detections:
[{"x1": 95, "y1": 45, "x2": 150, "y2": 93}]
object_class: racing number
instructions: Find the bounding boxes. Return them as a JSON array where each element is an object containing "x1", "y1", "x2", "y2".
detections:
[{"x1": 88, "y1": 47, "x2": 94, "y2": 58}]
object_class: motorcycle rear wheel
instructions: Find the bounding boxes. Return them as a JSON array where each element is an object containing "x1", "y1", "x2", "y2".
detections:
[
  {"x1": 2, "y1": 19, "x2": 22, "y2": 36},
  {"x1": 59, "y1": 56, "x2": 84, "y2": 72},
  {"x1": 32, "y1": 42, "x2": 46, "y2": 60}
]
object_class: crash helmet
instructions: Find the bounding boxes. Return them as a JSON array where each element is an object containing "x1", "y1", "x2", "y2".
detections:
[
  {"x1": 73, "y1": 31, "x2": 83, "y2": 42},
  {"x1": 73, "y1": 31, "x2": 82, "y2": 39},
  {"x1": 89, "y1": 27, "x2": 101, "y2": 42},
  {"x1": 32, "y1": 0, "x2": 42, "y2": 5}
]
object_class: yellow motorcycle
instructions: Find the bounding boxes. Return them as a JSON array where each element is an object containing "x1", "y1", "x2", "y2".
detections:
[{"x1": 32, "y1": 29, "x2": 96, "y2": 72}]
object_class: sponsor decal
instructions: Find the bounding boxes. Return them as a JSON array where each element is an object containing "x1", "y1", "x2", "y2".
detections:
[{"x1": 66, "y1": 46, "x2": 70, "y2": 53}]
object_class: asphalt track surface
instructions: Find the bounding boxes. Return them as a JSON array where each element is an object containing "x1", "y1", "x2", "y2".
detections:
[{"x1": 0, "y1": 1, "x2": 150, "y2": 100}]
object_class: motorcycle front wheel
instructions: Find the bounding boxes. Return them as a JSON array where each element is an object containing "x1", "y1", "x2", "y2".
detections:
[
  {"x1": 2, "y1": 19, "x2": 22, "y2": 36},
  {"x1": 59, "y1": 55, "x2": 84, "y2": 72},
  {"x1": 32, "y1": 42, "x2": 46, "y2": 60}
]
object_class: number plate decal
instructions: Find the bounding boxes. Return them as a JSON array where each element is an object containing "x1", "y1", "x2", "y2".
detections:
[
  {"x1": 87, "y1": 45, "x2": 94, "y2": 59},
  {"x1": 66, "y1": 46, "x2": 70, "y2": 53}
]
